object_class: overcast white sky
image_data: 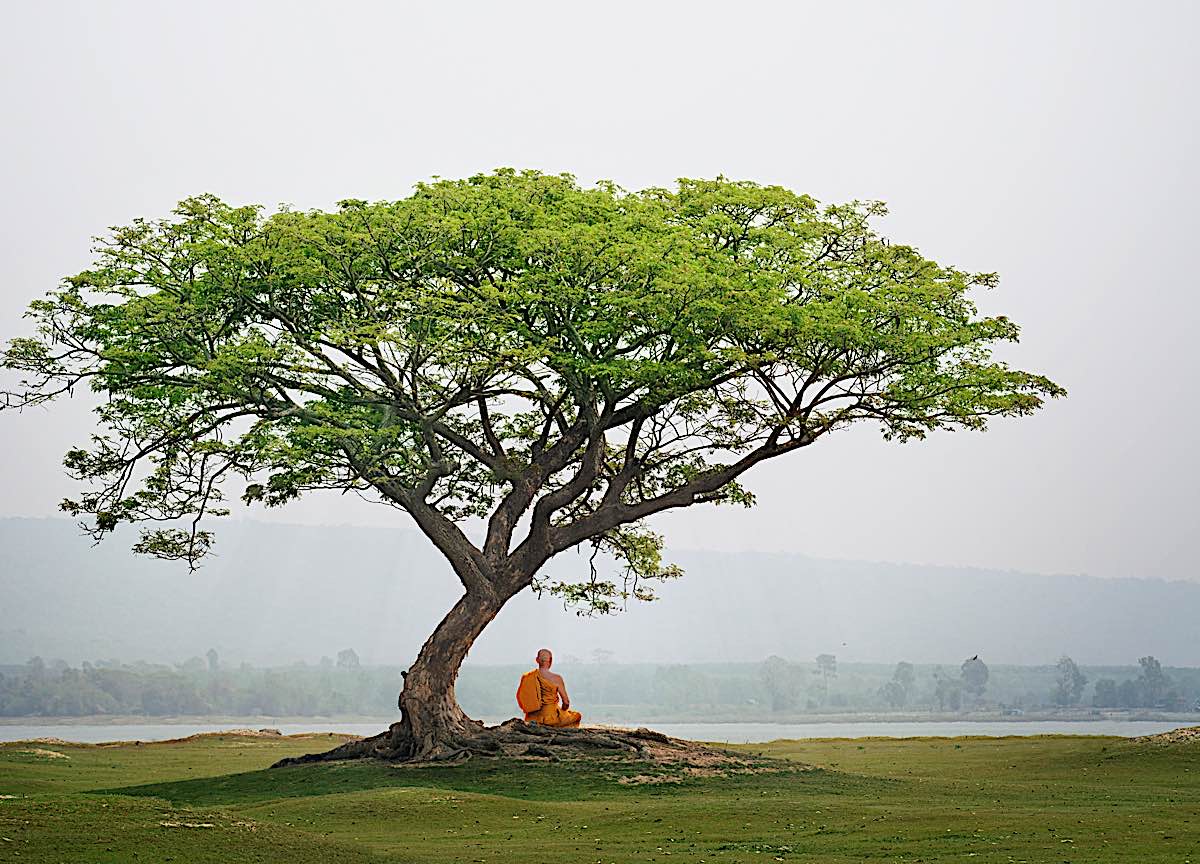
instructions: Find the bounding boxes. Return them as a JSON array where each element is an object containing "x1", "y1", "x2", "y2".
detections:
[{"x1": 2, "y1": 0, "x2": 1197, "y2": 582}]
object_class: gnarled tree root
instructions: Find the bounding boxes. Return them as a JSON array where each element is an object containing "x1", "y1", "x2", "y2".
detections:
[{"x1": 270, "y1": 719, "x2": 734, "y2": 769}]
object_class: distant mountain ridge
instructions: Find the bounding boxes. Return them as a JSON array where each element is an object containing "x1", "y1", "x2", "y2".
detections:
[{"x1": 1, "y1": 516, "x2": 1196, "y2": 667}]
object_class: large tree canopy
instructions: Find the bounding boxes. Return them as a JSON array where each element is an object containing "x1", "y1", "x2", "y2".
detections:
[{"x1": 1, "y1": 169, "x2": 1063, "y2": 756}]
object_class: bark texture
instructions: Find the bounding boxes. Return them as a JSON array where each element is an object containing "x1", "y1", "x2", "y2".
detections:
[{"x1": 389, "y1": 590, "x2": 504, "y2": 759}]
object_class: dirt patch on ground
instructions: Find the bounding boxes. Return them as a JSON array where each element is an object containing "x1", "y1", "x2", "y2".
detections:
[
  {"x1": 592, "y1": 726, "x2": 797, "y2": 769},
  {"x1": 8, "y1": 738, "x2": 76, "y2": 748},
  {"x1": 128, "y1": 728, "x2": 295, "y2": 746},
  {"x1": 7, "y1": 748, "x2": 69, "y2": 760},
  {"x1": 6, "y1": 729, "x2": 361, "y2": 749},
  {"x1": 613, "y1": 760, "x2": 795, "y2": 786},
  {"x1": 1131, "y1": 725, "x2": 1200, "y2": 745},
  {"x1": 164, "y1": 728, "x2": 288, "y2": 742},
  {"x1": 617, "y1": 773, "x2": 683, "y2": 785},
  {"x1": 632, "y1": 739, "x2": 746, "y2": 766}
]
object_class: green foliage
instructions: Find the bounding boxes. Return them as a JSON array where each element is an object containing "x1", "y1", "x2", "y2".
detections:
[
  {"x1": 1094, "y1": 656, "x2": 1178, "y2": 708},
  {"x1": 960, "y1": 656, "x2": 989, "y2": 698},
  {"x1": 934, "y1": 673, "x2": 963, "y2": 712},
  {"x1": 893, "y1": 660, "x2": 915, "y2": 691},
  {"x1": 813, "y1": 654, "x2": 838, "y2": 703},
  {"x1": 1137, "y1": 655, "x2": 1168, "y2": 705},
  {"x1": 532, "y1": 524, "x2": 682, "y2": 615},
  {"x1": 1054, "y1": 655, "x2": 1089, "y2": 706},
  {"x1": 880, "y1": 661, "x2": 917, "y2": 709},
  {"x1": 1093, "y1": 678, "x2": 1119, "y2": 707},
  {"x1": 759, "y1": 655, "x2": 808, "y2": 712},
  {"x1": 0, "y1": 657, "x2": 399, "y2": 718},
  {"x1": 2, "y1": 169, "x2": 1064, "y2": 617}
]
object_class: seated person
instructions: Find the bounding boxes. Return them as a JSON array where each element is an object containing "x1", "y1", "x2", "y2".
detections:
[{"x1": 516, "y1": 648, "x2": 581, "y2": 728}]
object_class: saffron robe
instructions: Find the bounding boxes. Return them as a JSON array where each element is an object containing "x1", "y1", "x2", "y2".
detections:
[
  {"x1": 516, "y1": 669, "x2": 542, "y2": 713},
  {"x1": 522, "y1": 671, "x2": 582, "y2": 728}
]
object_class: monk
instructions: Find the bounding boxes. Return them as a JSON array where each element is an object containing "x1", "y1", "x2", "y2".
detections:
[{"x1": 520, "y1": 648, "x2": 582, "y2": 728}]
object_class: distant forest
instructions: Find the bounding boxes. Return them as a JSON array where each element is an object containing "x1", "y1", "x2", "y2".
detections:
[{"x1": 3, "y1": 652, "x2": 1197, "y2": 720}]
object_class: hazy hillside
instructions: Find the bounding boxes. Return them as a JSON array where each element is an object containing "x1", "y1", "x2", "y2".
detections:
[{"x1": 1, "y1": 517, "x2": 1196, "y2": 667}]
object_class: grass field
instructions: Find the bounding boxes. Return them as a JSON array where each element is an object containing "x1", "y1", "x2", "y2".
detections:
[{"x1": 0, "y1": 729, "x2": 1196, "y2": 862}]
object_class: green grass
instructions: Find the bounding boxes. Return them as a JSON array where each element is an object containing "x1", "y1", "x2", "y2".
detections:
[{"x1": 1, "y1": 731, "x2": 1196, "y2": 862}]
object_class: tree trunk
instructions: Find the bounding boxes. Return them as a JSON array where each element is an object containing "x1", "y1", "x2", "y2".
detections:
[{"x1": 389, "y1": 589, "x2": 504, "y2": 758}]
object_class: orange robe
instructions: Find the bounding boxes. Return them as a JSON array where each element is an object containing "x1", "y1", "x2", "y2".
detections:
[{"x1": 523, "y1": 672, "x2": 582, "y2": 728}]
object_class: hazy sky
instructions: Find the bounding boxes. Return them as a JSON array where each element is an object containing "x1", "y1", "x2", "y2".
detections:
[{"x1": 2, "y1": 0, "x2": 1197, "y2": 582}]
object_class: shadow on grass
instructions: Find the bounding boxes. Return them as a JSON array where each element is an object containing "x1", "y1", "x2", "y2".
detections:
[{"x1": 94, "y1": 755, "x2": 894, "y2": 807}]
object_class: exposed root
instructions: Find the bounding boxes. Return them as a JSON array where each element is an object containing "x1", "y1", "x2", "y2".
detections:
[
  {"x1": 6, "y1": 748, "x2": 70, "y2": 760},
  {"x1": 269, "y1": 719, "x2": 746, "y2": 769}
]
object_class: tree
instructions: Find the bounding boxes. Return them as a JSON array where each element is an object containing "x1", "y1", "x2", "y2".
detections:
[
  {"x1": 1092, "y1": 678, "x2": 1118, "y2": 708},
  {"x1": 25, "y1": 657, "x2": 46, "y2": 681},
  {"x1": 880, "y1": 680, "x2": 906, "y2": 710},
  {"x1": 0, "y1": 169, "x2": 1063, "y2": 759},
  {"x1": 760, "y1": 655, "x2": 804, "y2": 712},
  {"x1": 1137, "y1": 656, "x2": 1169, "y2": 707},
  {"x1": 1117, "y1": 678, "x2": 1142, "y2": 708},
  {"x1": 336, "y1": 648, "x2": 360, "y2": 671},
  {"x1": 960, "y1": 656, "x2": 989, "y2": 705},
  {"x1": 934, "y1": 673, "x2": 962, "y2": 712},
  {"x1": 1053, "y1": 655, "x2": 1088, "y2": 706},
  {"x1": 814, "y1": 653, "x2": 838, "y2": 702},
  {"x1": 881, "y1": 661, "x2": 915, "y2": 709}
]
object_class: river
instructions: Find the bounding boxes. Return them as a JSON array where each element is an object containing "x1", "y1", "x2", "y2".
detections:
[{"x1": 1, "y1": 719, "x2": 1192, "y2": 744}]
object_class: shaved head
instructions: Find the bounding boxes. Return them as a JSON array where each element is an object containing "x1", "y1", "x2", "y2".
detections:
[{"x1": 536, "y1": 648, "x2": 552, "y2": 668}]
